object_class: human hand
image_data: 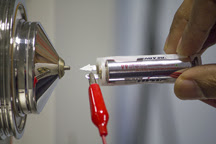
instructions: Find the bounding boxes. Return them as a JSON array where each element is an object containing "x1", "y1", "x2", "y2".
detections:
[{"x1": 164, "y1": 0, "x2": 216, "y2": 101}]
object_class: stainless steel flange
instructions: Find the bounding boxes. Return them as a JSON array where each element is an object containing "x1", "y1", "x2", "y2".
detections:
[
  {"x1": 0, "y1": 0, "x2": 70, "y2": 140},
  {"x1": 0, "y1": 0, "x2": 27, "y2": 139}
]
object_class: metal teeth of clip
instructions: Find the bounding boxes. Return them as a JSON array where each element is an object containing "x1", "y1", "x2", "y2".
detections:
[{"x1": 85, "y1": 74, "x2": 99, "y2": 80}]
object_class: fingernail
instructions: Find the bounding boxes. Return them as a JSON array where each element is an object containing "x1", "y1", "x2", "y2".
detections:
[
  {"x1": 175, "y1": 78, "x2": 205, "y2": 100},
  {"x1": 176, "y1": 37, "x2": 182, "y2": 54}
]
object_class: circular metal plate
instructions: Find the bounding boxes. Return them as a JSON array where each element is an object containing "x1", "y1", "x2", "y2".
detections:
[{"x1": 0, "y1": 0, "x2": 27, "y2": 139}]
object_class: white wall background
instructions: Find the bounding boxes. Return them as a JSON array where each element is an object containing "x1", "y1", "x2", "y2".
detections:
[{"x1": 55, "y1": 0, "x2": 115, "y2": 144}]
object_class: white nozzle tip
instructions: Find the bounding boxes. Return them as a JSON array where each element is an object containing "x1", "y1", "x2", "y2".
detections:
[{"x1": 80, "y1": 64, "x2": 96, "y2": 72}]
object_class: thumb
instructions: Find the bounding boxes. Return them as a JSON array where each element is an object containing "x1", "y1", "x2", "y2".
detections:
[{"x1": 174, "y1": 64, "x2": 216, "y2": 100}]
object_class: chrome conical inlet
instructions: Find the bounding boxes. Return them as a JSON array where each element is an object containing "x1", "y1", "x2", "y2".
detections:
[
  {"x1": 14, "y1": 19, "x2": 70, "y2": 115},
  {"x1": 0, "y1": 0, "x2": 70, "y2": 140}
]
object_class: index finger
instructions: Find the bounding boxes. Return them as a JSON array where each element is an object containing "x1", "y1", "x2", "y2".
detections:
[
  {"x1": 177, "y1": 0, "x2": 216, "y2": 56},
  {"x1": 164, "y1": 0, "x2": 194, "y2": 54}
]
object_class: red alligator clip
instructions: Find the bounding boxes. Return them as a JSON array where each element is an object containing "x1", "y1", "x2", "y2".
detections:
[{"x1": 88, "y1": 73, "x2": 109, "y2": 144}]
